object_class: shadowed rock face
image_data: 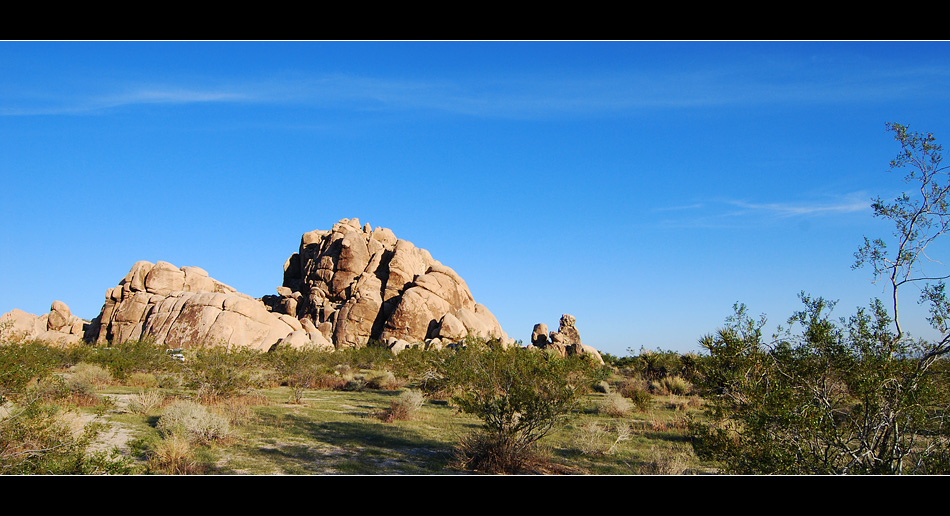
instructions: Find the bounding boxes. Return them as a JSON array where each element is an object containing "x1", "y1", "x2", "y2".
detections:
[{"x1": 2, "y1": 218, "x2": 511, "y2": 353}]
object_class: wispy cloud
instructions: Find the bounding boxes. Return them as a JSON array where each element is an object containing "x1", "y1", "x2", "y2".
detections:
[
  {"x1": 725, "y1": 195, "x2": 871, "y2": 218},
  {"x1": 4, "y1": 51, "x2": 950, "y2": 119},
  {"x1": 654, "y1": 192, "x2": 873, "y2": 228},
  {"x1": 0, "y1": 85, "x2": 253, "y2": 116}
]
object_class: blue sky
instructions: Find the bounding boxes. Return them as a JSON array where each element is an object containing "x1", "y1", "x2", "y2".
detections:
[{"x1": 3, "y1": 41, "x2": 950, "y2": 357}]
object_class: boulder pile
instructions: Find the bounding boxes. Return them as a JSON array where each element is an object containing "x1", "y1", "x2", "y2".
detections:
[
  {"x1": 0, "y1": 301, "x2": 90, "y2": 346},
  {"x1": 270, "y1": 218, "x2": 508, "y2": 350},
  {"x1": 530, "y1": 314, "x2": 603, "y2": 364},
  {"x1": 2, "y1": 218, "x2": 522, "y2": 354}
]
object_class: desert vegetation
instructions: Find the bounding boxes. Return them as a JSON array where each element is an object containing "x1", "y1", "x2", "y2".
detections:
[{"x1": 0, "y1": 328, "x2": 717, "y2": 474}]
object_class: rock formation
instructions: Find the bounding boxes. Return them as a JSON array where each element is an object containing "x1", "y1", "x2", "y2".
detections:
[
  {"x1": 0, "y1": 301, "x2": 90, "y2": 346},
  {"x1": 530, "y1": 314, "x2": 603, "y2": 364},
  {"x1": 1, "y1": 218, "x2": 514, "y2": 354},
  {"x1": 272, "y1": 218, "x2": 509, "y2": 349},
  {"x1": 87, "y1": 260, "x2": 303, "y2": 351}
]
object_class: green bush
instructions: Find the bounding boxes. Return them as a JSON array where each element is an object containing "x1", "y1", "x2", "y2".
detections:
[
  {"x1": 442, "y1": 339, "x2": 606, "y2": 473},
  {"x1": 86, "y1": 339, "x2": 178, "y2": 380},
  {"x1": 0, "y1": 398, "x2": 132, "y2": 474},
  {"x1": 0, "y1": 341, "x2": 61, "y2": 403},
  {"x1": 182, "y1": 343, "x2": 264, "y2": 402}
]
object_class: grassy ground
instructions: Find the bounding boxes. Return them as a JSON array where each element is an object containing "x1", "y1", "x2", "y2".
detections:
[{"x1": 86, "y1": 381, "x2": 717, "y2": 475}]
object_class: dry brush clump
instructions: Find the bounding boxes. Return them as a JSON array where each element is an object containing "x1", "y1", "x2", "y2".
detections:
[
  {"x1": 156, "y1": 400, "x2": 232, "y2": 445},
  {"x1": 378, "y1": 389, "x2": 425, "y2": 423},
  {"x1": 618, "y1": 377, "x2": 652, "y2": 412},
  {"x1": 650, "y1": 375, "x2": 692, "y2": 396},
  {"x1": 598, "y1": 392, "x2": 634, "y2": 418},
  {"x1": 147, "y1": 432, "x2": 202, "y2": 475},
  {"x1": 573, "y1": 420, "x2": 632, "y2": 456},
  {"x1": 126, "y1": 390, "x2": 165, "y2": 415}
]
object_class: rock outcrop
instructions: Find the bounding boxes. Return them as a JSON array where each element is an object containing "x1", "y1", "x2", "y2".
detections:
[
  {"x1": 2, "y1": 218, "x2": 515, "y2": 354},
  {"x1": 530, "y1": 314, "x2": 603, "y2": 364},
  {"x1": 274, "y1": 218, "x2": 509, "y2": 350},
  {"x1": 0, "y1": 301, "x2": 90, "y2": 346},
  {"x1": 89, "y1": 260, "x2": 303, "y2": 351}
]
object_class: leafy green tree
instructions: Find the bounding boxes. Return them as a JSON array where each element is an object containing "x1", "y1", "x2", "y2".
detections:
[{"x1": 691, "y1": 123, "x2": 950, "y2": 474}]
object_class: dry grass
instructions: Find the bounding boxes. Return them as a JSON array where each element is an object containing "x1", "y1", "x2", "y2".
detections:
[
  {"x1": 69, "y1": 363, "x2": 113, "y2": 388},
  {"x1": 156, "y1": 400, "x2": 232, "y2": 444},
  {"x1": 573, "y1": 420, "x2": 632, "y2": 456},
  {"x1": 598, "y1": 392, "x2": 633, "y2": 418},
  {"x1": 640, "y1": 444, "x2": 695, "y2": 475},
  {"x1": 127, "y1": 390, "x2": 165, "y2": 414},
  {"x1": 378, "y1": 389, "x2": 425, "y2": 422},
  {"x1": 125, "y1": 372, "x2": 158, "y2": 388},
  {"x1": 651, "y1": 375, "x2": 692, "y2": 396},
  {"x1": 148, "y1": 433, "x2": 203, "y2": 474}
]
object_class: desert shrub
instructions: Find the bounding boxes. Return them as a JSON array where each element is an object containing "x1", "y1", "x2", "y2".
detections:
[
  {"x1": 156, "y1": 373, "x2": 182, "y2": 389},
  {"x1": 147, "y1": 432, "x2": 201, "y2": 474},
  {"x1": 598, "y1": 392, "x2": 633, "y2": 418},
  {"x1": 380, "y1": 389, "x2": 425, "y2": 422},
  {"x1": 416, "y1": 369, "x2": 455, "y2": 400},
  {"x1": 336, "y1": 344, "x2": 395, "y2": 371},
  {"x1": 0, "y1": 400, "x2": 99, "y2": 474},
  {"x1": 366, "y1": 371, "x2": 405, "y2": 391},
  {"x1": 592, "y1": 380, "x2": 611, "y2": 394},
  {"x1": 340, "y1": 376, "x2": 366, "y2": 392},
  {"x1": 182, "y1": 344, "x2": 263, "y2": 402},
  {"x1": 126, "y1": 372, "x2": 158, "y2": 388},
  {"x1": 667, "y1": 398, "x2": 690, "y2": 411},
  {"x1": 641, "y1": 444, "x2": 695, "y2": 475},
  {"x1": 313, "y1": 373, "x2": 347, "y2": 391},
  {"x1": 659, "y1": 375, "x2": 692, "y2": 396},
  {"x1": 156, "y1": 400, "x2": 231, "y2": 444},
  {"x1": 442, "y1": 339, "x2": 605, "y2": 473},
  {"x1": 127, "y1": 390, "x2": 165, "y2": 415},
  {"x1": 624, "y1": 348, "x2": 701, "y2": 384},
  {"x1": 86, "y1": 339, "x2": 178, "y2": 380},
  {"x1": 619, "y1": 378, "x2": 652, "y2": 412},
  {"x1": 215, "y1": 394, "x2": 266, "y2": 426},
  {"x1": 0, "y1": 341, "x2": 60, "y2": 403}
]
